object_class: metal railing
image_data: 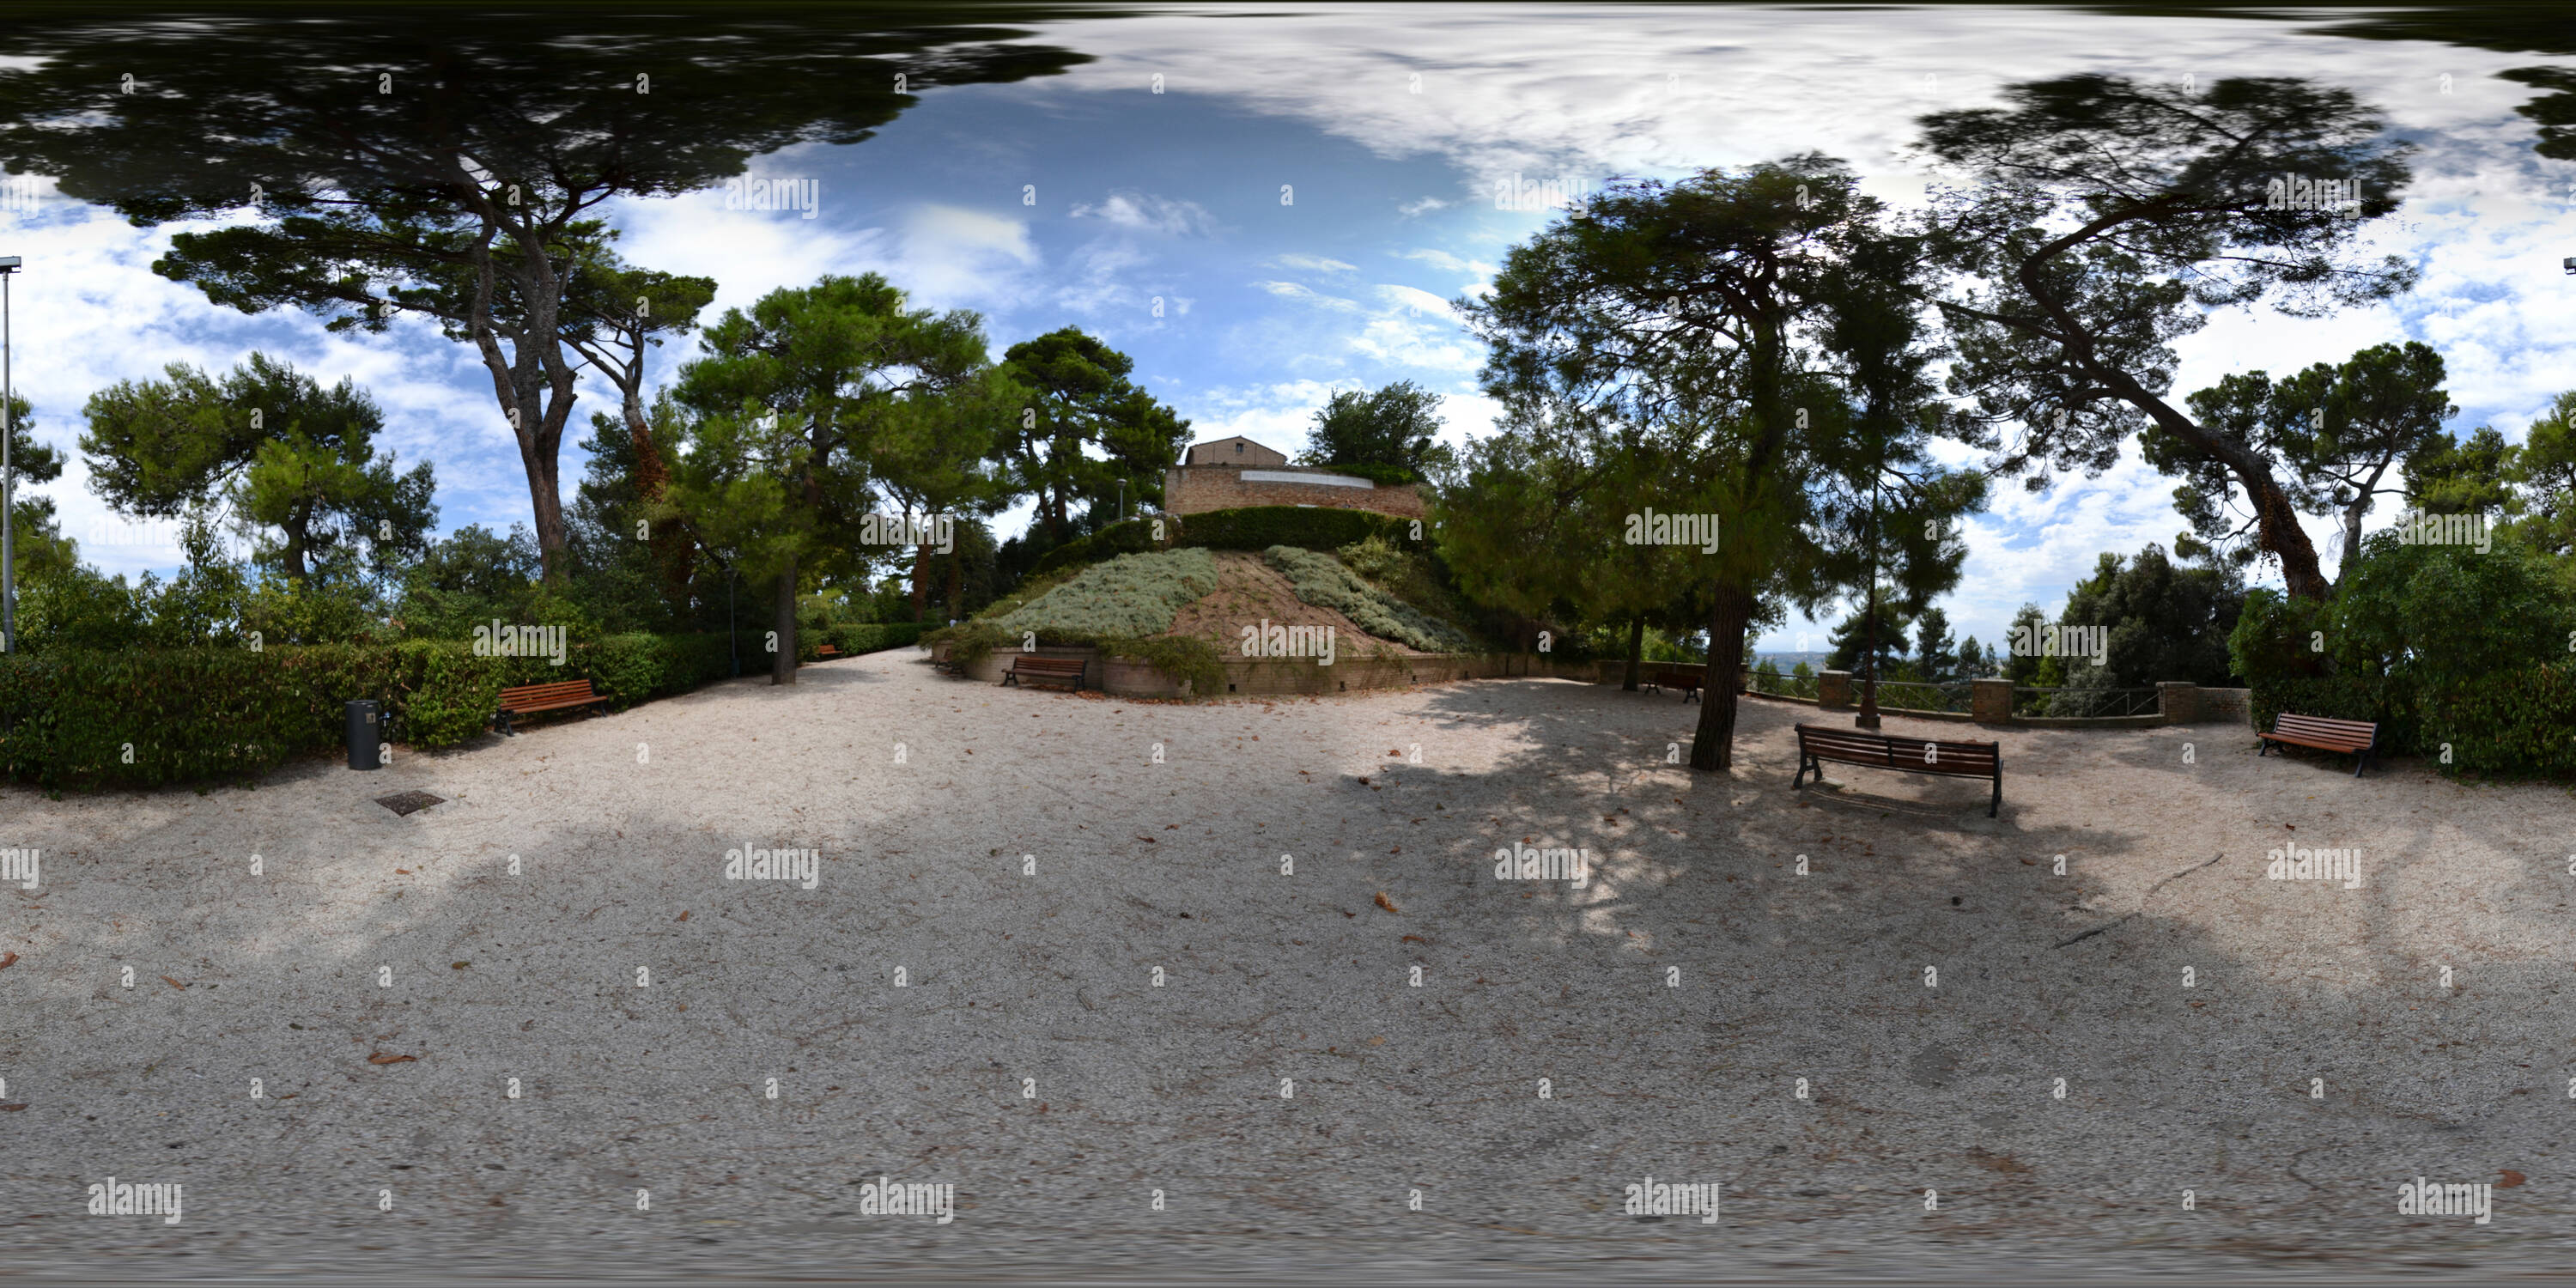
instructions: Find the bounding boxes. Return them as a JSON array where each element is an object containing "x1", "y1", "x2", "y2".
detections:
[
  {"x1": 2014, "y1": 684, "x2": 2161, "y2": 719},
  {"x1": 1748, "y1": 669, "x2": 1820, "y2": 700},
  {"x1": 1867, "y1": 678, "x2": 1975, "y2": 714}
]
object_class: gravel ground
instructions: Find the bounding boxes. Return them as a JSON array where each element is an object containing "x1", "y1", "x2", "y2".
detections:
[{"x1": 1, "y1": 648, "x2": 2570, "y2": 1283}]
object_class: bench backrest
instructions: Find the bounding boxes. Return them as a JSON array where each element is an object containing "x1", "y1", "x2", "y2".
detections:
[
  {"x1": 2272, "y1": 713, "x2": 2376, "y2": 743},
  {"x1": 1795, "y1": 723, "x2": 1998, "y2": 775},
  {"x1": 1010, "y1": 656, "x2": 1086, "y2": 674},
  {"x1": 499, "y1": 679, "x2": 597, "y2": 706},
  {"x1": 1652, "y1": 667, "x2": 1702, "y2": 684}
]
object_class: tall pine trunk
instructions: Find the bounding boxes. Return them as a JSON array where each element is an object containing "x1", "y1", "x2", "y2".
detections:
[
  {"x1": 1689, "y1": 580, "x2": 1756, "y2": 771},
  {"x1": 771, "y1": 562, "x2": 797, "y2": 686},
  {"x1": 1621, "y1": 617, "x2": 1644, "y2": 691}
]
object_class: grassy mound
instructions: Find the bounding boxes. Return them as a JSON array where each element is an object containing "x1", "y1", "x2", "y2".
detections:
[
  {"x1": 1260, "y1": 545, "x2": 1477, "y2": 653},
  {"x1": 987, "y1": 548, "x2": 1220, "y2": 638}
]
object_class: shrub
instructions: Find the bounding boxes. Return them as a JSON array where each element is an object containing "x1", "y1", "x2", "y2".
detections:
[
  {"x1": 1182, "y1": 506, "x2": 1415, "y2": 554},
  {"x1": 2421, "y1": 663, "x2": 2576, "y2": 778},
  {"x1": 988, "y1": 549, "x2": 1219, "y2": 638},
  {"x1": 1031, "y1": 518, "x2": 1163, "y2": 576},
  {"x1": 1100, "y1": 633, "x2": 1224, "y2": 698},
  {"x1": 0, "y1": 632, "x2": 741, "y2": 788},
  {"x1": 1260, "y1": 545, "x2": 1474, "y2": 653}
]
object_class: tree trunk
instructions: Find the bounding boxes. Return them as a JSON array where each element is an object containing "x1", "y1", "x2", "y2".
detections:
[
  {"x1": 771, "y1": 562, "x2": 798, "y2": 686},
  {"x1": 945, "y1": 544, "x2": 965, "y2": 618},
  {"x1": 909, "y1": 543, "x2": 933, "y2": 621},
  {"x1": 1621, "y1": 617, "x2": 1644, "y2": 691},
  {"x1": 1690, "y1": 580, "x2": 1757, "y2": 771}
]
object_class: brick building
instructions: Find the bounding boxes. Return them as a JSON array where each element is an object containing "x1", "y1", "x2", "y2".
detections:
[{"x1": 1163, "y1": 436, "x2": 1425, "y2": 519}]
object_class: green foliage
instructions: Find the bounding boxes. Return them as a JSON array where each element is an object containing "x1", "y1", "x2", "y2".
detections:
[
  {"x1": 1298, "y1": 380, "x2": 1452, "y2": 478},
  {"x1": 1098, "y1": 633, "x2": 1224, "y2": 699},
  {"x1": 0, "y1": 632, "x2": 741, "y2": 788},
  {"x1": 1000, "y1": 327, "x2": 1190, "y2": 543},
  {"x1": 2420, "y1": 663, "x2": 2576, "y2": 778},
  {"x1": 1260, "y1": 545, "x2": 1475, "y2": 653},
  {"x1": 1176, "y1": 506, "x2": 1418, "y2": 554},
  {"x1": 1030, "y1": 517, "x2": 1162, "y2": 577},
  {"x1": 987, "y1": 549, "x2": 1218, "y2": 638}
]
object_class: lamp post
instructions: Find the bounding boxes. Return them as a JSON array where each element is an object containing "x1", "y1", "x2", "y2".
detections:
[{"x1": 0, "y1": 255, "x2": 19, "y2": 654}]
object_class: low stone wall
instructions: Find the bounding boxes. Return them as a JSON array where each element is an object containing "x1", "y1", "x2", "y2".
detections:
[{"x1": 1163, "y1": 465, "x2": 1427, "y2": 519}]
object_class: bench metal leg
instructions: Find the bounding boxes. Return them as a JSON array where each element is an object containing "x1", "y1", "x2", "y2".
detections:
[
  {"x1": 1990, "y1": 774, "x2": 2001, "y2": 818},
  {"x1": 1001, "y1": 673, "x2": 1018, "y2": 687}
]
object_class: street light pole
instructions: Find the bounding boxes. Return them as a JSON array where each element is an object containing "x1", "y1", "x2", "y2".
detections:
[{"x1": 0, "y1": 257, "x2": 19, "y2": 655}]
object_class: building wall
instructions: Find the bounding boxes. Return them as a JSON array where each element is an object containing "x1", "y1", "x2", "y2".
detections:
[{"x1": 1163, "y1": 465, "x2": 1427, "y2": 519}]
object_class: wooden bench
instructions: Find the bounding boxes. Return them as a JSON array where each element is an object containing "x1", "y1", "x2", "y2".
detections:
[
  {"x1": 814, "y1": 642, "x2": 843, "y2": 660},
  {"x1": 1793, "y1": 722, "x2": 2002, "y2": 817},
  {"x1": 1001, "y1": 654, "x2": 1085, "y2": 691},
  {"x1": 929, "y1": 643, "x2": 968, "y2": 676},
  {"x1": 493, "y1": 678, "x2": 609, "y2": 736},
  {"x1": 1643, "y1": 666, "x2": 1703, "y2": 702},
  {"x1": 2257, "y1": 712, "x2": 2377, "y2": 776}
]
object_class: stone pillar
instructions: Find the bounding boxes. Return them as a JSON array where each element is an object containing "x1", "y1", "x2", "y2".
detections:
[
  {"x1": 2156, "y1": 681, "x2": 2199, "y2": 725},
  {"x1": 1819, "y1": 670, "x2": 1853, "y2": 709},
  {"x1": 1971, "y1": 677, "x2": 2014, "y2": 725},
  {"x1": 1737, "y1": 664, "x2": 1752, "y2": 695}
]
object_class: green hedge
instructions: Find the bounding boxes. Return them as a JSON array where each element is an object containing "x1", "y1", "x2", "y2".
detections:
[
  {"x1": 799, "y1": 621, "x2": 925, "y2": 663},
  {"x1": 1178, "y1": 506, "x2": 1418, "y2": 553},
  {"x1": 0, "y1": 632, "x2": 740, "y2": 790},
  {"x1": 2420, "y1": 663, "x2": 2576, "y2": 778},
  {"x1": 1030, "y1": 507, "x2": 1424, "y2": 578}
]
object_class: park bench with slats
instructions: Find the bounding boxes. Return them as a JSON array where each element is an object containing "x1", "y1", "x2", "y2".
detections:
[
  {"x1": 1643, "y1": 666, "x2": 1703, "y2": 702},
  {"x1": 493, "y1": 678, "x2": 610, "y2": 736},
  {"x1": 1793, "y1": 722, "x2": 2002, "y2": 817},
  {"x1": 1001, "y1": 655, "x2": 1085, "y2": 691},
  {"x1": 2257, "y1": 712, "x2": 2378, "y2": 777}
]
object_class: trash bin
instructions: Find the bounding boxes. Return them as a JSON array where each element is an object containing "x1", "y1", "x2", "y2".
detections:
[{"x1": 346, "y1": 700, "x2": 382, "y2": 770}]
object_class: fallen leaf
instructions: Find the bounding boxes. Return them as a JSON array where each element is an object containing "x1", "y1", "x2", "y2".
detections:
[
  {"x1": 1387, "y1": 750, "x2": 1400, "y2": 756},
  {"x1": 0, "y1": 951, "x2": 16, "y2": 971},
  {"x1": 161, "y1": 975, "x2": 185, "y2": 991},
  {"x1": 0, "y1": 1103, "x2": 26, "y2": 1110},
  {"x1": 1401, "y1": 934, "x2": 1427, "y2": 944},
  {"x1": 1368, "y1": 1035, "x2": 1386, "y2": 1046},
  {"x1": 1389, "y1": 846, "x2": 1401, "y2": 854},
  {"x1": 367, "y1": 1053, "x2": 417, "y2": 1065},
  {"x1": 1375, "y1": 891, "x2": 1401, "y2": 914},
  {"x1": 2499, "y1": 1170, "x2": 2526, "y2": 1188},
  {"x1": 677, "y1": 911, "x2": 690, "y2": 922},
  {"x1": 451, "y1": 962, "x2": 470, "y2": 970}
]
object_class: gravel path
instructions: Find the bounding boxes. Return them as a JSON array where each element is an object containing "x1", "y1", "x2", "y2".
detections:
[{"x1": 1, "y1": 649, "x2": 2569, "y2": 1282}]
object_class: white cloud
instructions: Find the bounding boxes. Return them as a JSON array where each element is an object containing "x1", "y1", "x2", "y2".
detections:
[
  {"x1": 1273, "y1": 253, "x2": 1358, "y2": 274},
  {"x1": 1069, "y1": 190, "x2": 1215, "y2": 237}
]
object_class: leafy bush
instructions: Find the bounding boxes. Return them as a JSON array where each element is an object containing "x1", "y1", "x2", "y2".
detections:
[
  {"x1": 1182, "y1": 506, "x2": 1416, "y2": 554},
  {"x1": 1100, "y1": 633, "x2": 1224, "y2": 698},
  {"x1": 2421, "y1": 663, "x2": 2576, "y2": 778},
  {"x1": 1031, "y1": 518, "x2": 1163, "y2": 576},
  {"x1": 988, "y1": 549, "x2": 1218, "y2": 638},
  {"x1": 1260, "y1": 545, "x2": 1474, "y2": 653},
  {"x1": 0, "y1": 632, "x2": 742, "y2": 789}
]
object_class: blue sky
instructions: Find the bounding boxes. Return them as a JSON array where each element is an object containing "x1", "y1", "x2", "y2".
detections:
[{"x1": 9, "y1": 3, "x2": 2574, "y2": 653}]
